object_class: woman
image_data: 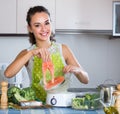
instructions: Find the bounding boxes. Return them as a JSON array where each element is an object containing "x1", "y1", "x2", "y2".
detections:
[{"x1": 4, "y1": 6, "x2": 89, "y2": 102}]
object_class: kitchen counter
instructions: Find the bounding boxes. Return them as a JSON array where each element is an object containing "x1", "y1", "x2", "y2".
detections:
[{"x1": 0, "y1": 107, "x2": 105, "y2": 114}]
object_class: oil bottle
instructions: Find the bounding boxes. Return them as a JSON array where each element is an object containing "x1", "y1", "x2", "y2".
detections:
[{"x1": 112, "y1": 84, "x2": 120, "y2": 113}]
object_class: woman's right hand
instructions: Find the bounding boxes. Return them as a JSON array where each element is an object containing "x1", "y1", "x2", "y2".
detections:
[{"x1": 32, "y1": 48, "x2": 51, "y2": 62}]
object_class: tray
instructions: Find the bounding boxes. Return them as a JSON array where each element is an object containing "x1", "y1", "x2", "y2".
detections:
[{"x1": 8, "y1": 102, "x2": 52, "y2": 110}]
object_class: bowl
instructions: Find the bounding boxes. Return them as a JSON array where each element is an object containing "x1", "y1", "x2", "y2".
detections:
[{"x1": 72, "y1": 93, "x2": 102, "y2": 110}]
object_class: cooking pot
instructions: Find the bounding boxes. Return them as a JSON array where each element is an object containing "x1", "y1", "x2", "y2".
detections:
[{"x1": 98, "y1": 79, "x2": 117, "y2": 106}]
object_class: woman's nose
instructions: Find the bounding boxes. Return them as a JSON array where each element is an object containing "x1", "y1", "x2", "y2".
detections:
[{"x1": 41, "y1": 25, "x2": 46, "y2": 31}]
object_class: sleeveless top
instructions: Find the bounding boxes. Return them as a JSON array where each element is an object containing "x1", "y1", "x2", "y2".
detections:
[{"x1": 26, "y1": 42, "x2": 70, "y2": 103}]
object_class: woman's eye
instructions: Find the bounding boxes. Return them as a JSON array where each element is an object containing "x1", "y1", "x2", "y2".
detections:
[
  {"x1": 35, "y1": 24, "x2": 40, "y2": 27},
  {"x1": 45, "y1": 21, "x2": 50, "y2": 25}
]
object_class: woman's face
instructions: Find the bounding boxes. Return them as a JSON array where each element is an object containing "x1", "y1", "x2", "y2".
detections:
[{"x1": 29, "y1": 12, "x2": 52, "y2": 42}]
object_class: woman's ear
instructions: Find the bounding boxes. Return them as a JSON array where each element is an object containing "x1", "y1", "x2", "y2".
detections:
[{"x1": 27, "y1": 25, "x2": 33, "y2": 33}]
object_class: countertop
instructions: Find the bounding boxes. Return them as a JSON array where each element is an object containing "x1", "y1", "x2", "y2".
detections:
[{"x1": 0, "y1": 107, "x2": 105, "y2": 114}]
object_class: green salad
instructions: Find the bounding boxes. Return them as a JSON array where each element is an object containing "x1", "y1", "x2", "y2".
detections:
[{"x1": 72, "y1": 93, "x2": 102, "y2": 110}]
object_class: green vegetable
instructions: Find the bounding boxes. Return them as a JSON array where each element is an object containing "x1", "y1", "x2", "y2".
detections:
[
  {"x1": 72, "y1": 93, "x2": 101, "y2": 110},
  {"x1": 8, "y1": 86, "x2": 21, "y2": 95},
  {"x1": 72, "y1": 97, "x2": 88, "y2": 109},
  {"x1": 7, "y1": 86, "x2": 37, "y2": 105},
  {"x1": 20, "y1": 87, "x2": 36, "y2": 100},
  {"x1": 7, "y1": 86, "x2": 21, "y2": 103},
  {"x1": 13, "y1": 92, "x2": 27, "y2": 104},
  {"x1": 85, "y1": 94, "x2": 91, "y2": 100}
]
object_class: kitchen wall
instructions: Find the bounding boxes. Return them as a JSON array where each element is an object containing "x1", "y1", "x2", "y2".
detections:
[{"x1": 0, "y1": 34, "x2": 120, "y2": 88}]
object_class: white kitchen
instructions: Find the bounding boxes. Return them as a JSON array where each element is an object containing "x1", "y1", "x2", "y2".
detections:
[{"x1": 0, "y1": 0, "x2": 120, "y2": 113}]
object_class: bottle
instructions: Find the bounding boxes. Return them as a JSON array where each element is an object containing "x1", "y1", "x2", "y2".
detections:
[
  {"x1": 100, "y1": 99, "x2": 119, "y2": 114},
  {"x1": 104, "y1": 106, "x2": 119, "y2": 114},
  {"x1": 112, "y1": 89, "x2": 120, "y2": 113},
  {"x1": 0, "y1": 81, "x2": 8, "y2": 109}
]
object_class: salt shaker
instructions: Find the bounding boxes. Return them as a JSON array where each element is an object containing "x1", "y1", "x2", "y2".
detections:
[{"x1": 0, "y1": 81, "x2": 8, "y2": 109}]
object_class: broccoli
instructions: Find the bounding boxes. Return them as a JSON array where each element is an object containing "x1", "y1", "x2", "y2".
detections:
[
  {"x1": 8, "y1": 86, "x2": 21, "y2": 95},
  {"x1": 72, "y1": 93, "x2": 101, "y2": 110},
  {"x1": 13, "y1": 92, "x2": 27, "y2": 104},
  {"x1": 7, "y1": 86, "x2": 37, "y2": 105},
  {"x1": 85, "y1": 94, "x2": 92, "y2": 100},
  {"x1": 20, "y1": 87, "x2": 36, "y2": 101},
  {"x1": 7, "y1": 86, "x2": 21, "y2": 103}
]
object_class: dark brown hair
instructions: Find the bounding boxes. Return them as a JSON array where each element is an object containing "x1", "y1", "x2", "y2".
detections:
[{"x1": 26, "y1": 6, "x2": 55, "y2": 45}]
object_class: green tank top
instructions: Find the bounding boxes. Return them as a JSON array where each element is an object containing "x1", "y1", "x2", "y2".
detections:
[{"x1": 31, "y1": 42, "x2": 65, "y2": 103}]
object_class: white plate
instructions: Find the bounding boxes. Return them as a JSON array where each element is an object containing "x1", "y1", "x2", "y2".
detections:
[{"x1": 20, "y1": 101, "x2": 42, "y2": 107}]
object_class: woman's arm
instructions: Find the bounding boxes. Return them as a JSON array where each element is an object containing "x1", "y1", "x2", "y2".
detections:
[
  {"x1": 62, "y1": 44, "x2": 89, "y2": 84},
  {"x1": 4, "y1": 47, "x2": 51, "y2": 78},
  {"x1": 4, "y1": 49, "x2": 33, "y2": 78}
]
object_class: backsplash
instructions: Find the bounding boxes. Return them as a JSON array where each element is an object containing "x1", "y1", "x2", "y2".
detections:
[
  {"x1": 0, "y1": 63, "x2": 30, "y2": 88},
  {"x1": 56, "y1": 34, "x2": 120, "y2": 88},
  {"x1": 0, "y1": 34, "x2": 120, "y2": 88}
]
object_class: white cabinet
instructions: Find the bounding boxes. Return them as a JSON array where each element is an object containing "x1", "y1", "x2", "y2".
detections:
[
  {"x1": 17, "y1": 0, "x2": 55, "y2": 34},
  {"x1": 0, "y1": 0, "x2": 55, "y2": 34},
  {"x1": 0, "y1": 0, "x2": 16, "y2": 33},
  {"x1": 0, "y1": 0, "x2": 118, "y2": 34},
  {"x1": 56, "y1": 0, "x2": 114, "y2": 30}
]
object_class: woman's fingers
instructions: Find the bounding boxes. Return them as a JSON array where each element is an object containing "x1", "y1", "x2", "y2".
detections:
[
  {"x1": 32, "y1": 49, "x2": 41, "y2": 57},
  {"x1": 63, "y1": 65, "x2": 79, "y2": 73},
  {"x1": 32, "y1": 48, "x2": 51, "y2": 62},
  {"x1": 63, "y1": 65, "x2": 72, "y2": 73},
  {"x1": 41, "y1": 48, "x2": 50, "y2": 62},
  {"x1": 38, "y1": 48, "x2": 51, "y2": 62}
]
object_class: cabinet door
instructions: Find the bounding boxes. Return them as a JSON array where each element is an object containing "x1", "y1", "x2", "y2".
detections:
[
  {"x1": 17, "y1": 0, "x2": 55, "y2": 34},
  {"x1": 56, "y1": 0, "x2": 113, "y2": 30},
  {"x1": 0, "y1": 0, "x2": 16, "y2": 33}
]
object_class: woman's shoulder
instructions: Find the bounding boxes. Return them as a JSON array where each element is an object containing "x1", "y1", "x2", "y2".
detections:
[
  {"x1": 17, "y1": 49, "x2": 29, "y2": 58},
  {"x1": 61, "y1": 44, "x2": 70, "y2": 51},
  {"x1": 61, "y1": 44, "x2": 73, "y2": 59},
  {"x1": 53, "y1": 42, "x2": 68, "y2": 48},
  {"x1": 17, "y1": 45, "x2": 35, "y2": 57}
]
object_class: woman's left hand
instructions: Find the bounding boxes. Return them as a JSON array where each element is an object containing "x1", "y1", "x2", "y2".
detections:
[
  {"x1": 63, "y1": 65, "x2": 81, "y2": 74},
  {"x1": 63, "y1": 65, "x2": 89, "y2": 84}
]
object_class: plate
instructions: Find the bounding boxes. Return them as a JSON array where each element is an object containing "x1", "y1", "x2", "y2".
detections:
[{"x1": 20, "y1": 101, "x2": 42, "y2": 107}]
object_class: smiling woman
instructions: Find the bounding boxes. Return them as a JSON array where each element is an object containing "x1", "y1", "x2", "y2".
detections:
[
  {"x1": 27, "y1": 12, "x2": 52, "y2": 42},
  {"x1": 4, "y1": 6, "x2": 89, "y2": 103}
]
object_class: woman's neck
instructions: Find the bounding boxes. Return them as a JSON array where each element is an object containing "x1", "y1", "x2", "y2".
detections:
[{"x1": 36, "y1": 40, "x2": 52, "y2": 48}]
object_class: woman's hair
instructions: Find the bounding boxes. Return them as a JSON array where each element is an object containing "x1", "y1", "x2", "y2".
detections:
[{"x1": 26, "y1": 6, "x2": 55, "y2": 45}]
